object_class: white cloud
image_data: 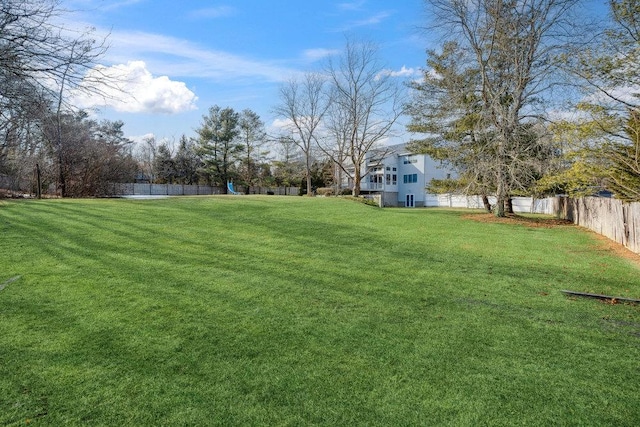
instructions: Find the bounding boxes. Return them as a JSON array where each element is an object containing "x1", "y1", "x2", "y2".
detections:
[
  {"x1": 337, "y1": 1, "x2": 366, "y2": 11},
  {"x1": 102, "y1": 0, "x2": 146, "y2": 11},
  {"x1": 187, "y1": 6, "x2": 236, "y2": 20},
  {"x1": 547, "y1": 109, "x2": 589, "y2": 122},
  {"x1": 269, "y1": 118, "x2": 295, "y2": 132},
  {"x1": 303, "y1": 48, "x2": 340, "y2": 62},
  {"x1": 377, "y1": 66, "x2": 419, "y2": 80},
  {"x1": 104, "y1": 30, "x2": 296, "y2": 83},
  {"x1": 129, "y1": 133, "x2": 156, "y2": 144},
  {"x1": 73, "y1": 61, "x2": 198, "y2": 114},
  {"x1": 353, "y1": 11, "x2": 392, "y2": 26},
  {"x1": 584, "y1": 85, "x2": 640, "y2": 108},
  {"x1": 67, "y1": 0, "x2": 146, "y2": 12},
  {"x1": 330, "y1": 10, "x2": 394, "y2": 32}
]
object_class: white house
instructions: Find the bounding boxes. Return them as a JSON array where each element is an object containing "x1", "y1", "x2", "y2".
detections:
[{"x1": 344, "y1": 143, "x2": 454, "y2": 207}]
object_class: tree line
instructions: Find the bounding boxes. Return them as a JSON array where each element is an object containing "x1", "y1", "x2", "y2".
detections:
[
  {"x1": 406, "y1": 0, "x2": 640, "y2": 215},
  {"x1": 137, "y1": 111, "x2": 333, "y2": 195},
  {"x1": 0, "y1": 1, "x2": 395, "y2": 197},
  {"x1": 2, "y1": 0, "x2": 639, "y2": 210},
  {"x1": 0, "y1": 1, "x2": 336, "y2": 197},
  {"x1": 0, "y1": 0, "x2": 121, "y2": 198}
]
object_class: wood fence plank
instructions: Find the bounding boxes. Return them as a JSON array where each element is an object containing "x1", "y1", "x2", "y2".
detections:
[{"x1": 561, "y1": 197, "x2": 640, "y2": 256}]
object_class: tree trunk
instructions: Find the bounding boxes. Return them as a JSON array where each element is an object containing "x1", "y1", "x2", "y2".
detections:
[
  {"x1": 495, "y1": 144, "x2": 507, "y2": 217},
  {"x1": 495, "y1": 197, "x2": 505, "y2": 217},
  {"x1": 495, "y1": 178, "x2": 506, "y2": 217},
  {"x1": 482, "y1": 194, "x2": 491, "y2": 212},
  {"x1": 305, "y1": 153, "x2": 313, "y2": 196},
  {"x1": 352, "y1": 174, "x2": 361, "y2": 196},
  {"x1": 58, "y1": 153, "x2": 66, "y2": 197},
  {"x1": 506, "y1": 197, "x2": 514, "y2": 215},
  {"x1": 35, "y1": 163, "x2": 42, "y2": 199},
  {"x1": 305, "y1": 172, "x2": 313, "y2": 196}
]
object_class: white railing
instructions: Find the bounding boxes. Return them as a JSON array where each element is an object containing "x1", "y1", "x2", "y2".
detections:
[{"x1": 362, "y1": 183, "x2": 385, "y2": 191}]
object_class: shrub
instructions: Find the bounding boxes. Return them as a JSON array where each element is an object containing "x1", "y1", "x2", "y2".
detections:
[
  {"x1": 316, "y1": 187, "x2": 334, "y2": 197},
  {"x1": 341, "y1": 195, "x2": 379, "y2": 207}
]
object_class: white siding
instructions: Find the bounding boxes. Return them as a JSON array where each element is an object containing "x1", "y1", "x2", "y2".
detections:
[{"x1": 354, "y1": 143, "x2": 454, "y2": 207}]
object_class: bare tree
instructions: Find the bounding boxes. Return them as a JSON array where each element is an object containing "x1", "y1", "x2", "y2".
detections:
[
  {"x1": 0, "y1": 77, "x2": 48, "y2": 190},
  {"x1": 134, "y1": 135, "x2": 158, "y2": 183},
  {"x1": 273, "y1": 72, "x2": 330, "y2": 196},
  {"x1": 0, "y1": 0, "x2": 108, "y2": 103},
  {"x1": 238, "y1": 109, "x2": 267, "y2": 193},
  {"x1": 1, "y1": 0, "x2": 109, "y2": 196},
  {"x1": 322, "y1": 99, "x2": 352, "y2": 195},
  {"x1": 272, "y1": 136, "x2": 305, "y2": 191},
  {"x1": 324, "y1": 37, "x2": 404, "y2": 196},
  {"x1": 40, "y1": 113, "x2": 136, "y2": 197},
  {"x1": 419, "y1": 0, "x2": 584, "y2": 215}
]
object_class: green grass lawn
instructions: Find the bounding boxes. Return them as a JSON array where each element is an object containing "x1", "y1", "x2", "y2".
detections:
[{"x1": 1, "y1": 196, "x2": 639, "y2": 426}]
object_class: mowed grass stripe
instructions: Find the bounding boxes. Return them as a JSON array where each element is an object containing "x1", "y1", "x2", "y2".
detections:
[{"x1": 0, "y1": 196, "x2": 639, "y2": 425}]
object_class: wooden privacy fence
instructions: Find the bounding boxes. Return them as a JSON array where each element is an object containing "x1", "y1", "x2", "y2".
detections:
[
  {"x1": 435, "y1": 194, "x2": 640, "y2": 255},
  {"x1": 557, "y1": 197, "x2": 640, "y2": 255}
]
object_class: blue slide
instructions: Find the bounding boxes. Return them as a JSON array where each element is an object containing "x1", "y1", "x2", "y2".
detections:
[{"x1": 227, "y1": 181, "x2": 240, "y2": 195}]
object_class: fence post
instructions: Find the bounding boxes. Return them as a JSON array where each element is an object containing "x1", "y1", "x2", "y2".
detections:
[{"x1": 623, "y1": 203, "x2": 630, "y2": 248}]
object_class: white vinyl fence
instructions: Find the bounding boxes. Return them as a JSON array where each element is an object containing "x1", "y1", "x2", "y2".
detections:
[
  {"x1": 436, "y1": 194, "x2": 557, "y2": 214},
  {"x1": 110, "y1": 183, "x2": 300, "y2": 197}
]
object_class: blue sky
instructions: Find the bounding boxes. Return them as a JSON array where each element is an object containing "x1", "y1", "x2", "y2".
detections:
[
  {"x1": 62, "y1": 0, "x2": 429, "y2": 145},
  {"x1": 61, "y1": 0, "x2": 611, "y2": 146}
]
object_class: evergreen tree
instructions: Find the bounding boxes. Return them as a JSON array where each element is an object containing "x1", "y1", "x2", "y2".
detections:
[
  {"x1": 174, "y1": 135, "x2": 202, "y2": 185},
  {"x1": 195, "y1": 106, "x2": 242, "y2": 191}
]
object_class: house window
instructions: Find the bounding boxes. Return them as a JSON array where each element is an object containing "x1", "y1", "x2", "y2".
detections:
[
  {"x1": 403, "y1": 156, "x2": 418, "y2": 164},
  {"x1": 392, "y1": 167, "x2": 397, "y2": 171},
  {"x1": 386, "y1": 174, "x2": 391, "y2": 185},
  {"x1": 403, "y1": 174, "x2": 418, "y2": 184},
  {"x1": 386, "y1": 167, "x2": 391, "y2": 171},
  {"x1": 392, "y1": 174, "x2": 397, "y2": 185}
]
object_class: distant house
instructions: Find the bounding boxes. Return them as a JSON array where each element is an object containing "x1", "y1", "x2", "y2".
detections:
[{"x1": 342, "y1": 143, "x2": 454, "y2": 207}]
